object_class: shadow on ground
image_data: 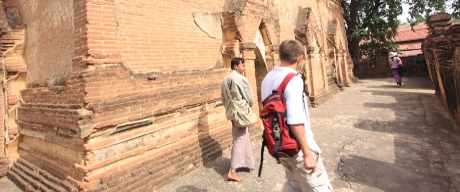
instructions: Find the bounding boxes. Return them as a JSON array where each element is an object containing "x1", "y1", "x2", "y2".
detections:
[{"x1": 336, "y1": 78, "x2": 459, "y2": 191}]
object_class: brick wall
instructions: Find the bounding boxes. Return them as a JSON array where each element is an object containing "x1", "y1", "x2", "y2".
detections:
[
  {"x1": 17, "y1": 0, "x2": 75, "y2": 87},
  {"x1": 114, "y1": 0, "x2": 224, "y2": 72},
  {"x1": 13, "y1": 63, "x2": 259, "y2": 190},
  {"x1": 422, "y1": 13, "x2": 460, "y2": 124},
  {"x1": 0, "y1": 0, "x2": 26, "y2": 178},
  {"x1": 7, "y1": 0, "x2": 355, "y2": 190},
  {"x1": 0, "y1": 85, "x2": 7, "y2": 178},
  {"x1": 276, "y1": 0, "x2": 355, "y2": 106},
  {"x1": 0, "y1": 0, "x2": 6, "y2": 177},
  {"x1": 353, "y1": 50, "x2": 429, "y2": 79}
]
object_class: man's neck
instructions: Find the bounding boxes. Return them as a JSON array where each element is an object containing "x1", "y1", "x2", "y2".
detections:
[
  {"x1": 231, "y1": 69, "x2": 243, "y2": 75},
  {"x1": 279, "y1": 61, "x2": 298, "y2": 70}
]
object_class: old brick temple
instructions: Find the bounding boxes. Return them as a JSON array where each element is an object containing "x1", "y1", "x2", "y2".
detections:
[{"x1": 0, "y1": 0, "x2": 355, "y2": 191}]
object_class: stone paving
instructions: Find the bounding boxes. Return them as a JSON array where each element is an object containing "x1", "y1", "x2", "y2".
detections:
[
  {"x1": 1, "y1": 77, "x2": 460, "y2": 192},
  {"x1": 0, "y1": 177, "x2": 21, "y2": 192}
]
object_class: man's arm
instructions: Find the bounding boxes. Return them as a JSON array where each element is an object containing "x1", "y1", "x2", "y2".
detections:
[
  {"x1": 290, "y1": 124, "x2": 316, "y2": 174},
  {"x1": 284, "y1": 76, "x2": 317, "y2": 173},
  {"x1": 241, "y1": 76, "x2": 253, "y2": 107}
]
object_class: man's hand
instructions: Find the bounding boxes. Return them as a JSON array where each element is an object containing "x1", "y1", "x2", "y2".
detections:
[
  {"x1": 304, "y1": 155, "x2": 317, "y2": 174},
  {"x1": 290, "y1": 124, "x2": 317, "y2": 174}
]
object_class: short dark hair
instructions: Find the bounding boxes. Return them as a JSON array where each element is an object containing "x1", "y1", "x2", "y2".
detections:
[
  {"x1": 231, "y1": 58, "x2": 244, "y2": 70},
  {"x1": 279, "y1": 40, "x2": 304, "y2": 64}
]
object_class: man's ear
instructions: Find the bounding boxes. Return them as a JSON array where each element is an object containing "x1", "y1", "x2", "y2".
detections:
[{"x1": 297, "y1": 55, "x2": 303, "y2": 63}]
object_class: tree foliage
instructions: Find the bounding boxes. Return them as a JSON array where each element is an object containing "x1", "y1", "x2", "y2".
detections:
[
  {"x1": 341, "y1": 0, "x2": 450, "y2": 61},
  {"x1": 406, "y1": 0, "x2": 450, "y2": 24},
  {"x1": 449, "y1": 0, "x2": 460, "y2": 18}
]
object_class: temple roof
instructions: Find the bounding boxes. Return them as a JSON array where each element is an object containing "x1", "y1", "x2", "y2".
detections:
[
  {"x1": 392, "y1": 23, "x2": 428, "y2": 43},
  {"x1": 393, "y1": 23, "x2": 428, "y2": 56}
]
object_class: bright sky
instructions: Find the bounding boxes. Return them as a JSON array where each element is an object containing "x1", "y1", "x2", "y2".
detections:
[{"x1": 397, "y1": 3, "x2": 410, "y2": 23}]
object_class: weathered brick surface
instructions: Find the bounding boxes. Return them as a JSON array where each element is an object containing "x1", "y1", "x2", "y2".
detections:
[
  {"x1": 5, "y1": 0, "x2": 354, "y2": 190},
  {"x1": 0, "y1": 79, "x2": 6, "y2": 178},
  {"x1": 18, "y1": 79, "x2": 85, "y2": 132},
  {"x1": 83, "y1": 66, "x2": 227, "y2": 129},
  {"x1": 8, "y1": 158, "x2": 78, "y2": 192},
  {"x1": 0, "y1": 1, "x2": 7, "y2": 178},
  {"x1": 0, "y1": 0, "x2": 26, "y2": 178},
  {"x1": 276, "y1": 0, "x2": 356, "y2": 106},
  {"x1": 89, "y1": 122, "x2": 263, "y2": 191},
  {"x1": 422, "y1": 13, "x2": 460, "y2": 123}
]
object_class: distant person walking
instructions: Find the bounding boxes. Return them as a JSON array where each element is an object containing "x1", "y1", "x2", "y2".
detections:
[
  {"x1": 221, "y1": 58, "x2": 255, "y2": 182},
  {"x1": 388, "y1": 52, "x2": 403, "y2": 87}
]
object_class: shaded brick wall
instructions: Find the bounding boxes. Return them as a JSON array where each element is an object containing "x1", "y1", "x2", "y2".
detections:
[
  {"x1": 422, "y1": 13, "x2": 460, "y2": 124},
  {"x1": 0, "y1": 87, "x2": 6, "y2": 178},
  {"x1": 353, "y1": 50, "x2": 429, "y2": 79},
  {"x1": 0, "y1": 0, "x2": 6, "y2": 177}
]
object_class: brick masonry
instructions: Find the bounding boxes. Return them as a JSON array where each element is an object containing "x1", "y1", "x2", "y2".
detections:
[
  {"x1": 1, "y1": 0, "x2": 355, "y2": 190},
  {"x1": 0, "y1": 0, "x2": 24, "y2": 178},
  {"x1": 353, "y1": 49, "x2": 429, "y2": 79},
  {"x1": 422, "y1": 13, "x2": 460, "y2": 124}
]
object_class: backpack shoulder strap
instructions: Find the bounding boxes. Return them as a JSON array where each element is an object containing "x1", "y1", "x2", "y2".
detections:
[
  {"x1": 276, "y1": 73, "x2": 297, "y2": 93},
  {"x1": 258, "y1": 138, "x2": 266, "y2": 177}
]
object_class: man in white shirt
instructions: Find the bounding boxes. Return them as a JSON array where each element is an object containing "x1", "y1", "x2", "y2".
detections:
[{"x1": 261, "y1": 40, "x2": 333, "y2": 192}]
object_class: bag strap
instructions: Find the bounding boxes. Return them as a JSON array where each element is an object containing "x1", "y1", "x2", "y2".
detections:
[
  {"x1": 276, "y1": 73, "x2": 297, "y2": 93},
  {"x1": 258, "y1": 73, "x2": 298, "y2": 178},
  {"x1": 258, "y1": 138, "x2": 266, "y2": 177}
]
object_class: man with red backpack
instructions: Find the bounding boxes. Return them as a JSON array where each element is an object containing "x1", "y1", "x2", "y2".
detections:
[{"x1": 260, "y1": 40, "x2": 333, "y2": 191}]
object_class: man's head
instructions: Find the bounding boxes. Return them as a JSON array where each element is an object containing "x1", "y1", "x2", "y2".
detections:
[
  {"x1": 231, "y1": 57, "x2": 245, "y2": 74},
  {"x1": 279, "y1": 39, "x2": 303, "y2": 64}
]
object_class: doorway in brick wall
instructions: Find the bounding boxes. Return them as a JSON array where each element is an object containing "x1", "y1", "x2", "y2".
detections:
[
  {"x1": 253, "y1": 23, "x2": 273, "y2": 113},
  {"x1": 254, "y1": 47, "x2": 268, "y2": 113}
]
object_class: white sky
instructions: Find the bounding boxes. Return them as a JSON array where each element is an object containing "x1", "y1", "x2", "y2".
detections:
[{"x1": 397, "y1": 3, "x2": 410, "y2": 23}]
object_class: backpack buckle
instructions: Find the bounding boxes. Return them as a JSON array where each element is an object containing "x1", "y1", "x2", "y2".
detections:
[
  {"x1": 273, "y1": 117, "x2": 280, "y2": 141},
  {"x1": 273, "y1": 129, "x2": 280, "y2": 141}
]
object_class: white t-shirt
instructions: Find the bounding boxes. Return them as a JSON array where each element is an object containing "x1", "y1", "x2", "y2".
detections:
[{"x1": 261, "y1": 66, "x2": 322, "y2": 154}]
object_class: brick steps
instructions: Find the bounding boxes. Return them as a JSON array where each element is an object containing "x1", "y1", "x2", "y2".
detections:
[
  {"x1": 7, "y1": 158, "x2": 77, "y2": 192},
  {"x1": 0, "y1": 155, "x2": 9, "y2": 177},
  {"x1": 7, "y1": 170, "x2": 34, "y2": 191},
  {"x1": 87, "y1": 126, "x2": 238, "y2": 191},
  {"x1": 9, "y1": 165, "x2": 52, "y2": 191},
  {"x1": 310, "y1": 92, "x2": 334, "y2": 107},
  {"x1": 310, "y1": 81, "x2": 341, "y2": 107}
]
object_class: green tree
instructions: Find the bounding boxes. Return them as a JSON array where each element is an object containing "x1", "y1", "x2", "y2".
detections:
[
  {"x1": 450, "y1": 0, "x2": 460, "y2": 18},
  {"x1": 341, "y1": 0, "x2": 448, "y2": 61}
]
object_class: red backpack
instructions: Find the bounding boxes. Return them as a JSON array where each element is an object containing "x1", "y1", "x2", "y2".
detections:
[{"x1": 258, "y1": 73, "x2": 300, "y2": 177}]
